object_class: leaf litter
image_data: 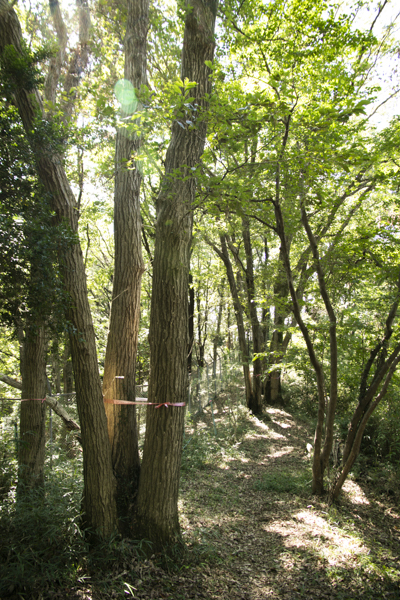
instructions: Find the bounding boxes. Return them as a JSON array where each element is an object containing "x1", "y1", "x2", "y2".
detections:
[{"x1": 8, "y1": 399, "x2": 400, "y2": 600}]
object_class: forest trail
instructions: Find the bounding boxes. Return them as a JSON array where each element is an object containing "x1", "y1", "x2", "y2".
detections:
[
  {"x1": 174, "y1": 406, "x2": 400, "y2": 600},
  {"x1": 16, "y1": 404, "x2": 400, "y2": 600}
]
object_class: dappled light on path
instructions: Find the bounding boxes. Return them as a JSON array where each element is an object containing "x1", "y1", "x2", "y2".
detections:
[{"x1": 178, "y1": 402, "x2": 400, "y2": 600}]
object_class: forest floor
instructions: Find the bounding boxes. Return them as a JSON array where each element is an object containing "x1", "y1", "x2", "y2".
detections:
[{"x1": 1, "y1": 389, "x2": 400, "y2": 600}]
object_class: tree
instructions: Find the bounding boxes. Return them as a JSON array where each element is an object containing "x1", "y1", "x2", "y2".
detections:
[
  {"x1": 136, "y1": 0, "x2": 218, "y2": 549},
  {"x1": 0, "y1": 98, "x2": 56, "y2": 491},
  {"x1": 0, "y1": 0, "x2": 117, "y2": 536},
  {"x1": 201, "y1": 0, "x2": 400, "y2": 495},
  {"x1": 102, "y1": 0, "x2": 148, "y2": 531}
]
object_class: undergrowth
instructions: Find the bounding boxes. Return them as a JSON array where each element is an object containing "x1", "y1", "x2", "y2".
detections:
[
  {"x1": 0, "y1": 455, "x2": 85, "y2": 598},
  {"x1": 254, "y1": 467, "x2": 313, "y2": 495},
  {"x1": 181, "y1": 404, "x2": 252, "y2": 473}
]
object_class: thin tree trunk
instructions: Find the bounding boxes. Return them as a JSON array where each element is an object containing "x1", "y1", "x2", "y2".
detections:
[
  {"x1": 207, "y1": 234, "x2": 254, "y2": 408},
  {"x1": 0, "y1": 1, "x2": 117, "y2": 537},
  {"x1": 300, "y1": 204, "x2": 338, "y2": 474},
  {"x1": 188, "y1": 272, "x2": 195, "y2": 373},
  {"x1": 102, "y1": 0, "x2": 148, "y2": 532},
  {"x1": 136, "y1": 0, "x2": 218, "y2": 550},
  {"x1": 242, "y1": 216, "x2": 264, "y2": 414},
  {"x1": 331, "y1": 349, "x2": 400, "y2": 500},
  {"x1": 63, "y1": 339, "x2": 74, "y2": 394},
  {"x1": 265, "y1": 247, "x2": 288, "y2": 405},
  {"x1": 273, "y1": 197, "x2": 326, "y2": 494}
]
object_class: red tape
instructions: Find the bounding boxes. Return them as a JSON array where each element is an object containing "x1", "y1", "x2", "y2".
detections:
[
  {"x1": 21, "y1": 398, "x2": 46, "y2": 403},
  {"x1": 104, "y1": 399, "x2": 185, "y2": 407}
]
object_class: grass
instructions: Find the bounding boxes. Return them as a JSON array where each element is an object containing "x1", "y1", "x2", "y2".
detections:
[{"x1": 253, "y1": 468, "x2": 313, "y2": 495}]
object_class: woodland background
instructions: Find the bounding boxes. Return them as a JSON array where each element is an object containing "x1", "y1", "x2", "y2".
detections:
[{"x1": 0, "y1": 0, "x2": 400, "y2": 597}]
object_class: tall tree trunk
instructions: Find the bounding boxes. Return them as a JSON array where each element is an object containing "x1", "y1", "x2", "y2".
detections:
[
  {"x1": 0, "y1": 1, "x2": 117, "y2": 537},
  {"x1": 63, "y1": 339, "x2": 74, "y2": 394},
  {"x1": 102, "y1": 0, "x2": 148, "y2": 532},
  {"x1": 207, "y1": 234, "x2": 254, "y2": 409},
  {"x1": 188, "y1": 272, "x2": 195, "y2": 373},
  {"x1": 273, "y1": 197, "x2": 326, "y2": 494},
  {"x1": 265, "y1": 247, "x2": 289, "y2": 405},
  {"x1": 17, "y1": 325, "x2": 47, "y2": 492},
  {"x1": 136, "y1": 0, "x2": 218, "y2": 550},
  {"x1": 242, "y1": 216, "x2": 264, "y2": 414}
]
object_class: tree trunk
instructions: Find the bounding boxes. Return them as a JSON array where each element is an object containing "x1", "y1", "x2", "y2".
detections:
[
  {"x1": 136, "y1": 0, "x2": 218, "y2": 550},
  {"x1": 0, "y1": 1, "x2": 117, "y2": 537},
  {"x1": 188, "y1": 272, "x2": 195, "y2": 373},
  {"x1": 102, "y1": 0, "x2": 148, "y2": 532},
  {"x1": 63, "y1": 339, "x2": 74, "y2": 394},
  {"x1": 265, "y1": 247, "x2": 288, "y2": 405},
  {"x1": 17, "y1": 325, "x2": 47, "y2": 492},
  {"x1": 331, "y1": 349, "x2": 400, "y2": 500},
  {"x1": 242, "y1": 216, "x2": 264, "y2": 414},
  {"x1": 273, "y1": 197, "x2": 326, "y2": 494},
  {"x1": 209, "y1": 234, "x2": 254, "y2": 409}
]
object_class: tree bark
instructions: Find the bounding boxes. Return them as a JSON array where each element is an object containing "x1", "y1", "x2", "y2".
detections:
[
  {"x1": 136, "y1": 0, "x2": 218, "y2": 550},
  {"x1": 17, "y1": 325, "x2": 47, "y2": 492},
  {"x1": 0, "y1": 0, "x2": 117, "y2": 537},
  {"x1": 102, "y1": 0, "x2": 148, "y2": 532}
]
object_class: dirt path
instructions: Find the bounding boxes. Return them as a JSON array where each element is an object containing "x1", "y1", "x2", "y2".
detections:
[
  {"x1": 172, "y1": 407, "x2": 400, "y2": 600},
  {"x1": 35, "y1": 405, "x2": 400, "y2": 600}
]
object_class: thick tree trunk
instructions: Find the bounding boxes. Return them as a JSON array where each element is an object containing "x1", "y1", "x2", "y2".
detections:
[
  {"x1": 17, "y1": 326, "x2": 47, "y2": 492},
  {"x1": 136, "y1": 0, "x2": 218, "y2": 550},
  {"x1": 0, "y1": 1, "x2": 117, "y2": 537},
  {"x1": 102, "y1": 0, "x2": 148, "y2": 531}
]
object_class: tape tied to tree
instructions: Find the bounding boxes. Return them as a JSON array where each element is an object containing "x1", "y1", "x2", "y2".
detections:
[
  {"x1": 104, "y1": 399, "x2": 186, "y2": 408},
  {"x1": 21, "y1": 398, "x2": 47, "y2": 403}
]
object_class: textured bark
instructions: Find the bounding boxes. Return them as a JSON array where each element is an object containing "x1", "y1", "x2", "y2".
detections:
[
  {"x1": 0, "y1": 0, "x2": 117, "y2": 537},
  {"x1": 136, "y1": 0, "x2": 218, "y2": 549},
  {"x1": 17, "y1": 326, "x2": 47, "y2": 492},
  {"x1": 102, "y1": 0, "x2": 148, "y2": 531}
]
